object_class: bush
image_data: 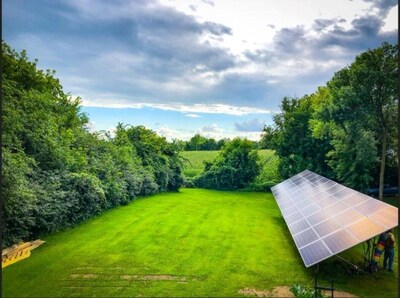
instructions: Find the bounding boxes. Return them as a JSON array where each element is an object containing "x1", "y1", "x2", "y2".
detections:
[
  {"x1": 1, "y1": 42, "x2": 184, "y2": 246},
  {"x1": 2, "y1": 150, "x2": 38, "y2": 245},
  {"x1": 290, "y1": 284, "x2": 325, "y2": 298},
  {"x1": 63, "y1": 172, "x2": 106, "y2": 223},
  {"x1": 194, "y1": 138, "x2": 260, "y2": 190}
]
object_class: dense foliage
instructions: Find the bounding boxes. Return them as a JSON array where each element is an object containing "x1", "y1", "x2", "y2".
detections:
[
  {"x1": 180, "y1": 149, "x2": 280, "y2": 191},
  {"x1": 2, "y1": 42, "x2": 183, "y2": 246},
  {"x1": 262, "y1": 43, "x2": 398, "y2": 194},
  {"x1": 183, "y1": 134, "x2": 227, "y2": 151},
  {"x1": 176, "y1": 134, "x2": 262, "y2": 151},
  {"x1": 194, "y1": 138, "x2": 260, "y2": 190},
  {"x1": 269, "y1": 95, "x2": 333, "y2": 180}
]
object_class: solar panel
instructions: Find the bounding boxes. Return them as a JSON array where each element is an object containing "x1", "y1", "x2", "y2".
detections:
[{"x1": 271, "y1": 170, "x2": 398, "y2": 267}]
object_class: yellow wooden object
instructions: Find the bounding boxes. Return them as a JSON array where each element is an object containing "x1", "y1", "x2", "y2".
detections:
[{"x1": 2, "y1": 240, "x2": 45, "y2": 269}]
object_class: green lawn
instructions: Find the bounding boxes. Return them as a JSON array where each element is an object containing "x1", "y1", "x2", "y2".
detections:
[{"x1": 3, "y1": 189, "x2": 398, "y2": 297}]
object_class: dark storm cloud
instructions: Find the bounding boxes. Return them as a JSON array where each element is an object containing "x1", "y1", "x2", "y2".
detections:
[
  {"x1": 312, "y1": 18, "x2": 346, "y2": 31},
  {"x1": 3, "y1": 0, "x2": 397, "y2": 113},
  {"x1": 272, "y1": 26, "x2": 308, "y2": 55},
  {"x1": 361, "y1": 0, "x2": 397, "y2": 16},
  {"x1": 240, "y1": 2, "x2": 397, "y2": 109},
  {"x1": 243, "y1": 49, "x2": 274, "y2": 63},
  {"x1": 3, "y1": 0, "x2": 238, "y2": 106},
  {"x1": 234, "y1": 119, "x2": 265, "y2": 132},
  {"x1": 315, "y1": 14, "x2": 396, "y2": 52},
  {"x1": 203, "y1": 22, "x2": 233, "y2": 36},
  {"x1": 313, "y1": 19, "x2": 336, "y2": 31},
  {"x1": 247, "y1": 10, "x2": 396, "y2": 63}
]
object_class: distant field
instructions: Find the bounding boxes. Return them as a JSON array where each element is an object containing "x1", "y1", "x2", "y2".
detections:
[
  {"x1": 180, "y1": 150, "x2": 219, "y2": 178},
  {"x1": 3, "y1": 188, "x2": 397, "y2": 297},
  {"x1": 180, "y1": 150, "x2": 281, "y2": 186}
]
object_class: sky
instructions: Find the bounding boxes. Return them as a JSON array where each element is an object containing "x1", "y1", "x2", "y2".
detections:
[{"x1": 3, "y1": 0, "x2": 398, "y2": 141}]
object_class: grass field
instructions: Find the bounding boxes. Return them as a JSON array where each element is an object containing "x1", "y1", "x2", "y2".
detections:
[
  {"x1": 180, "y1": 150, "x2": 280, "y2": 184},
  {"x1": 3, "y1": 189, "x2": 398, "y2": 297},
  {"x1": 180, "y1": 150, "x2": 219, "y2": 178}
]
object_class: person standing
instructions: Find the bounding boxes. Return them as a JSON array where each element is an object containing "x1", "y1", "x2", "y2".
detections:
[
  {"x1": 371, "y1": 231, "x2": 388, "y2": 271},
  {"x1": 383, "y1": 229, "x2": 396, "y2": 272}
]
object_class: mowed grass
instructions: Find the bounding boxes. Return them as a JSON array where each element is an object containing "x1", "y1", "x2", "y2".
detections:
[
  {"x1": 180, "y1": 150, "x2": 279, "y2": 180},
  {"x1": 3, "y1": 189, "x2": 398, "y2": 297}
]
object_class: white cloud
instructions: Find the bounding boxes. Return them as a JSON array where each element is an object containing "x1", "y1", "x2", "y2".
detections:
[
  {"x1": 84, "y1": 120, "x2": 97, "y2": 132},
  {"x1": 106, "y1": 127, "x2": 117, "y2": 138},
  {"x1": 199, "y1": 123, "x2": 222, "y2": 133},
  {"x1": 157, "y1": 126, "x2": 176, "y2": 140},
  {"x1": 196, "y1": 123, "x2": 224, "y2": 139},
  {"x1": 185, "y1": 113, "x2": 201, "y2": 118},
  {"x1": 156, "y1": 124, "x2": 263, "y2": 141},
  {"x1": 380, "y1": 5, "x2": 398, "y2": 31},
  {"x1": 156, "y1": 126, "x2": 195, "y2": 141},
  {"x1": 81, "y1": 98, "x2": 275, "y2": 115}
]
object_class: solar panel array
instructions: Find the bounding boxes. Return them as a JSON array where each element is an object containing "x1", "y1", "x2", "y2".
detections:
[{"x1": 271, "y1": 170, "x2": 398, "y2": 267}]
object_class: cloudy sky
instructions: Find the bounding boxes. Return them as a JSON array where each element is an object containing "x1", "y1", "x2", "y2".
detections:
[{"x1": 4, "y1": 0, "x2": 397, "y2": 141}]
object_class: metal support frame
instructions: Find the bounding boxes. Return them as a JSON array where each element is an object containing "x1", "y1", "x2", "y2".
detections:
[
  {"x1": 362, "y1": 236, "x2": 379, "y2": 271},
  {"x1": 335, "y1": 255, "x2": 367, "y2": 275},
  {"x1": 314, "y1": 263, "x2": 335, "y2": 298},
  {"x1": 370, "y1": 237, "x2": 377, "y2": 265},
  {"x1": 312, "y1": 235, "x2": 384, "y2": 298}
]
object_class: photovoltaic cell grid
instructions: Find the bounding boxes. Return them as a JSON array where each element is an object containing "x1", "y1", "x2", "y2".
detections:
[{"x1": 271, "y1": 170, "x2": 398, "y2": 267}]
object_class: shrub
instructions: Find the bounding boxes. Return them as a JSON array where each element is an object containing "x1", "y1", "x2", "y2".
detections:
[
  {"x1": 1, "y1": 42, "x2": 184, "y2": 246},
  {"x1": 195, "y1": 138, "x2": 260, "y2": 190},
  {"x1": 290, "y1": 284, "x2": 325, "y2": 298}
]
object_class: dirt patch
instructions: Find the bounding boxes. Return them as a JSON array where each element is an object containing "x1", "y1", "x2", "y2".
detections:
[
  {"x1": 239, "y1": 287, "x2": 357, "y2": 297},
  {"x1": 75, "y1": 266, "x2": 149, "y2": 270},
  {"x1": 239, "y1": 286, "x2": 294, "y2": 297},
  {"x1": 142, "y1": 275, "x2": 186, "y2": 281},
  {"x1": 323, "y1": 290, "x2": 357, "y2": 297},
  {"x1": 69, "y1": 274, "x2": 97, "y2": 279},
  {"x1": 70, "y1": 274, "x2": 80, "y2": 279},
  {"x1": 271, "y1": 286, "x2": 294, "y2": 297},
  {"x1": 121, "y1": 274, "x2": 193, "y2": 282}
]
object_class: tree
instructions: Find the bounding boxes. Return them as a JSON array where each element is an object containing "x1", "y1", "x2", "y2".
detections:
[
  {"x1": 260, "y1": 125, "x2": 277, "y2": 149},
  {"x1": 270, "y1": 96, "x2": 333, "y2": 179},
  {"x1": 184, "y1": 134, "x2": 228, "y2": 151},
  {"x1": 320, "y1": 43, "x2": 397, "y2": 197},
  {"x1": 185, "y1": 134, "x2": 207, "y2": 150},
  {"x1": 2, "y1": 42, "x2": 184, "y2": 246},
  {"x1": 195, "y1": 138, "x2": 260, "y2": 190},
  {"x1": 325, "y1": 125, "x2": 377, "y2": 191},
  {"x1": 123, "y1": 125, "x2": 183, "y2": 191},
  {"x1": 349, "y1": 43, "x2": 397, "y2": 199},
  {"x1": 269, "y1": 43, "x2": 397, "y2": 193}
]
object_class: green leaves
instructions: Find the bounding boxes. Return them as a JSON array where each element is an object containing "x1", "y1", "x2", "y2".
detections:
[
  {"x1": 2, "y1": 42, "x2": 184, "y2": 246},
  {"x1": 268, "y1": 42, "x2": 397, "y2": 192},
  {"x1": 195, "y1": 138, "x2": 260, "y2": 190},
  {"x1": 326, "y1": 127, "x2": 377, "y2": 191}
]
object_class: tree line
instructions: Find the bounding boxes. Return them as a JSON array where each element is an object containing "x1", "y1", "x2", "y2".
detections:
[
  {"x1": 2, "y1": 42, "x2": 184, "y2": 246},
  {"x1": 174, "y1": 134, "x2": 262, "y2": 151},
  {"x1": 262, "y1": 42, "x2": 398, "y2": 199},
  {"x1": 2, "y1": 41, "x2": 396, "y2": 246}
]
